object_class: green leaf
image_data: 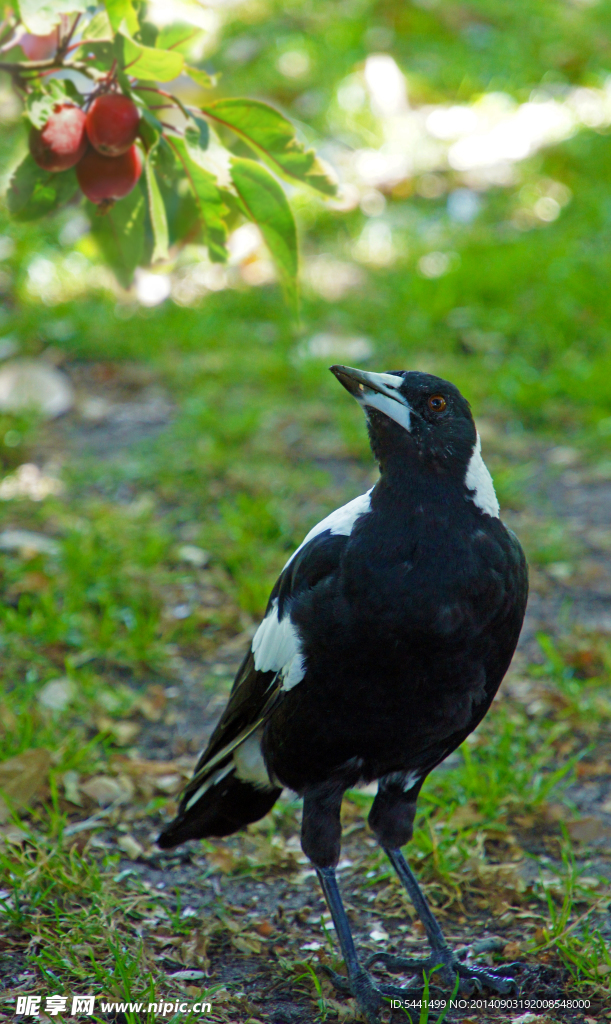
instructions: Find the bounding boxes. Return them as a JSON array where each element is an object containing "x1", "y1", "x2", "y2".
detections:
[
  {"x1": 18, "y1": 0, "x2": 88, "y2": 34},
  {"x1": 25, "y1": 80, "x2": 74, "y2": 129},
  {"x1": 229, "y1": 157, "x2": 298, "y2": 311},
  {"x1": 170, "y1": 137, "x2": 228, "y2": 262},
  {"x1": 81, "y1": 10, "x2": 114, "y2": 41},
  {"x1": 184, "y1": 114, "x2": 209, "y2": 155},
  {"x1": 151, "y1": 136, "x2": 176, "y2": 182},
  {"x1": 87, "y1": 184, "x2": 147, "y2": 288},
  {"x1": 200, "y1": 98, "x2": 337, "y2": 197},
  {"x1": 26, "y1": 93, "x2": 58, "y2": 131},
  {"x1": 103, "y1": 0, "x2": 138, "y2": 34},
  {"x1": 119, "y1": 20, "x2": 184, "y2": 82},
  {"x1": 156, "y1": 25, "x2": 204, "y2": 57},
  {"x1": 7, "y1": 154, "x2": 78, "y2": 221},
  {"x1": 185, "y1": 66, "x2": 217, "y2": 90},
  {"x1": 133, "y1": 96, "x2": 163, "y2": 151},
  {"x1": 145, "y1": 153, "x2": 169, "y2": 263}
]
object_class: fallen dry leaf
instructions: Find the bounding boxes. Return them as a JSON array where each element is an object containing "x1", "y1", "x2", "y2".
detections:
[
  {"x1": 110, "y1": 755, "x2": 194, "y2": 778},
  {"x1": 0, "y1": 748, "x2": 51, "y2": 822},
  {"x1": 503, "y1": 941, "x2": 526, "y2": 958},
  {"x1": 136, "y1": 684, "x2": 167, "y2": 722},
  {"x1": 0, "y1": 824, "x2": 28, "y2": 844},
  {"x1": 153, "y1": 773, "x2": 182, "y2": 794},
  {"x1": 96, "y1": 717, "x2": 141, "y2": 745},
  {"x1": 567, "y1": 817, "x2": 611, "y2": 843},
  {"x1": 206, "y1": 846, "x2": 239, "y2": 873},
  {"x1": 5, "y1": 571, "x2": 51, "y2": 598},
  {"x1": 448, "y1": 802, "x2": 483, "y2": 829},
  {"x1": 576, "y1": 760, "x2": 611, "y2": 778},
  {"x1": 117, "y1": 834, "x2": 144, "y2": 859},
  {"x1": 231, "y1": 933, "x2": 262, "y2": 954},
  {"x1": 80, "y1": 775, "x2": 134, "y2": 806}
]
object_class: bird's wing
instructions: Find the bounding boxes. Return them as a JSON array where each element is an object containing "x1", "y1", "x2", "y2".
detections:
[{"x1": 176, "y1": 488, "x2": 374, "y2": 809}]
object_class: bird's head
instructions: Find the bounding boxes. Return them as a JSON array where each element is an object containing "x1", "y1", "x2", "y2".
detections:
[{"x1": 330, "y1": 365, "x2": 496, "y2": 512}]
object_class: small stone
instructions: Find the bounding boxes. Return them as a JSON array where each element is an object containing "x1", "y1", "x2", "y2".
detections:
[
  {"x1": 81, "y1": 776, "x2": 126, "y2": 806},
  {"x1": 117, "y1": 834, "x2": 144, "y2": 859},
  {"x1": 154, "y1": 773, "x2": 182, "y2": 794},
  {"x1": 177, "y1": 544, "x2": 210, "y2": 567},
  {"x1": 0, "y1": 529, "x2": 59, "y2": 556},
  {"x1": 37, "y1": 677, "x2": 76, "y2": 712},
  {"x1": 0, "y1": 359, "x2": 74, "y2": 418}
]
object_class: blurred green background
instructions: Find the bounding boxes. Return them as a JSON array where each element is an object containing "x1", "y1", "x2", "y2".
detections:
[{"x1": 1, "y1": 0, "x2": 611, "y2": 740}]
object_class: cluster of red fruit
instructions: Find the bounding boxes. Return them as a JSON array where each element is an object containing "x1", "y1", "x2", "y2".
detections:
[{"x1": 30, "y1": 93, "x2": 143, "y2": 205}]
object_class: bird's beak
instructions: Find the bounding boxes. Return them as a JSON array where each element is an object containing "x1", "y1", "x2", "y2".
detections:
[{"x1": 330, "y1": 365, "x2": 412, "y2": 432}]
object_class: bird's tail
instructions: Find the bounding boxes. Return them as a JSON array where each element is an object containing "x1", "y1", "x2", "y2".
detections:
[{"x1": 158, "y1": 764, "x2": 281, "y2": 848}]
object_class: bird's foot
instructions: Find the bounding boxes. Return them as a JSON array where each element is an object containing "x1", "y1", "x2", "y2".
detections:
[
  {"x1": 324, "y1": 964, "x2": 424, "y2": 1022},
  {"x1": 323, "y1": 966, "x2": 384, "y2": 1024},
  {"x1": 367, "y1": 948, "x2": 519, "y2": 995}
]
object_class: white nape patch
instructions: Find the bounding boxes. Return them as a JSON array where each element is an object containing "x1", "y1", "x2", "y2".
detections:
[
  {"x1": 464, "y1": 433, "x2": 500, "y2": 518},
  {"x1": 252, "y1": 600, "x2": 306, "y2": 691},
  {"x1": 233, "y1": 727, "x2": 274, "y2": 789},
  {"x1": 285, "y1": 488, "x2": 373, "y2": 569},
  {"x1": 359, "y1": 390, "x2": 411, "y2": 431},
  {"x1": 184, "y1": 762, "x2": 234, "y2": 811}
]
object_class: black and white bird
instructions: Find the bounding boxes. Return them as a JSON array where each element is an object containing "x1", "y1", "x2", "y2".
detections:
[{"x1": 159, "y1": 365, "x2": 528, "y2": 1022}]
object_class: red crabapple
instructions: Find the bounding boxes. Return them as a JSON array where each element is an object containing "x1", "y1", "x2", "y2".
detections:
[
  {"x1": 76, "y1": 145, "x2": 143, "y2": 204},
  {"x1": 20, "y1": 29, "x2": 58, "y2": 61},
  {"x1": 29, "y1": 103, "x2": 88, "y2": 172},
  {"x1": 85, "y1": 94, "x2": 140, "y2": 157}
]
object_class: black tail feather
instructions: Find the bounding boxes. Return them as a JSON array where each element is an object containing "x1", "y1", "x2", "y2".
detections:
[{"x1": 157, "y1": 773, "x2": 281, "y2": 849}]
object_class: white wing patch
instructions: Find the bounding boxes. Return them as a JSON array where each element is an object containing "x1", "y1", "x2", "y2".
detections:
[
  {"x1": 252, "y1": 600, "x2": 305, "y2": 692},
  {"x1": 252, "y1": 488, "x2": 374, "y2": 693},
  {"x1": 285, "y1": 487, "x2": 373, "y2": 569},
  {"x1": 233, "y1": 727, "x2": 274, "y2": 789},
  {"x1": 464, "y1": 433, "x2": 499, "y2": 518}
]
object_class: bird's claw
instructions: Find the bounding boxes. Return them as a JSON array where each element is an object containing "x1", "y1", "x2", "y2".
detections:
[
  {"x1": 456, "y1": 960, "x2": 518, "y2": 995},
  {"x1": 323, "y1": 966, "x2": 383, "y2": 1023},
  {"x1": 367, "y1": 949, "x2": 518, "y2": 996},
  {"x1": 366, "y1": 951, "x2": 434, "y2": 973}
]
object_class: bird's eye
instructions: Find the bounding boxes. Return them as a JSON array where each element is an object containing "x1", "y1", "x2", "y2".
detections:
[{"x1": 427, "y1": 394, "x2": 447, "y2": 413}]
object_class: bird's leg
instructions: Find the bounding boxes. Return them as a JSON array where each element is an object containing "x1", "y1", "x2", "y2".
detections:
[
  {"x1": 303, "y1": 784, "x2": 387, "y2": 1023},
  {"x1": 366, "y1": 778, "x2": 517, "y2": 994},
  {"x1": 368, "y1": 847, "x2": 518, "y2": 995},
  {"x1": 317, "y1": 866, "x2": 384, "y2": 1024}
]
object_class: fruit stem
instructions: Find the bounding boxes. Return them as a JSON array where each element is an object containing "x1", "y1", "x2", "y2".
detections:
[
  {"x1": 105, "y1": 57, "x2": 117, "y2": 85},
  {"x1": 97, "y1": 199, "x2": 115, "y2": 215},
  {"x1": 58, "y1": 13, "x2": 81, "y2": 57}
]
